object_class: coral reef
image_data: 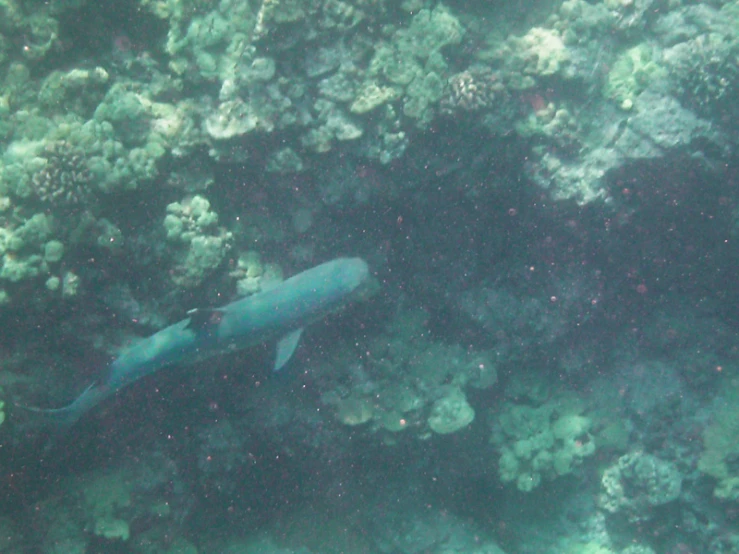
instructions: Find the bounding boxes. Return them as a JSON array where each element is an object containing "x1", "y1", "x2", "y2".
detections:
[
  {"x1": 318, "y1": 307, "x2": 497, "y2": 440},
  {"x1": 427, "y1": 387, "x2": 475, "y2": 435},
  {"x1": 698, "y1": 377, "x2": 739, "y2": 501},
  {"x1": 163, "y1": 195, "x2": 233, "y2": 288},
  {"x1": 30, "y1": 140, "x2": 94, "y2": 207},
  {"x1": 33, "y1": 455, "x2": 187, "y2": 552},
  {"x1": 362, "y1": 5, "x2": 463, "y2": 126},
  {"x1": 600, "y1": 452, "x2": 682, "y2": 523},
  {"x1": 2, "y1": 0, "x2": 739, "y2": 553},
  {"x1": 663, "y1": 17, "x2": 739, "y2": 122},
  {"x1": 441, "y1": 66, "x2": 502, "y2": 113},
  {"x1": 228, "y1": 250, "x2": 283, "y2": 297},
  {"x1": 492, "y1": 384, "x2": 596, "y2": 492},
  {"x1": 603, "y1": 44, "x2": 666, "y2": 110}
]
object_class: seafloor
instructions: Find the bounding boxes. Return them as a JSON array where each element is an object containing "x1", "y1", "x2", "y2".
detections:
[{"x1": 1, "y1": 0, "x2": 739, "y2": 553}]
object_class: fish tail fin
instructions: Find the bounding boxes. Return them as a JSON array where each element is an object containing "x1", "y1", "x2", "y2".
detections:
[{"x1": 15, "y1": 383, "x2": 107, "y2": 432}]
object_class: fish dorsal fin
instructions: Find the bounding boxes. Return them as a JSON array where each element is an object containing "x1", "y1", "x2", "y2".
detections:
[
  {"x1": 185, "y1": 308, "x2": 226, "y2": 331},
  {"x1": 274, "y1": 328, "x2": 303, "y2": 371}
]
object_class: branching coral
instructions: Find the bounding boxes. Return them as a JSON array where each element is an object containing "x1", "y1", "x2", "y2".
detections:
[
  {"x1": 441, "y1": 66, "x2": 502, "y2": 113},
  {"x1": 31, "y1": 140, "x2": 93, "y2": 207}
]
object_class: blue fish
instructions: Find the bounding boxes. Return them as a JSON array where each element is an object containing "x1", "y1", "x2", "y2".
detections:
[{"x1": 26, "y1": 257, "x2": 372, "y2": 428}]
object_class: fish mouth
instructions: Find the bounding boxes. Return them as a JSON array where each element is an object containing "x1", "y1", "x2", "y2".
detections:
[{"x1": 347, "y1": 259, "x2": 378, "y2": 301}]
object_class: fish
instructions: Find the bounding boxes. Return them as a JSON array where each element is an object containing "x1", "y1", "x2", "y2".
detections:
[{"x1": 24, "y1": 257, "x2": 372, "y2": 429}]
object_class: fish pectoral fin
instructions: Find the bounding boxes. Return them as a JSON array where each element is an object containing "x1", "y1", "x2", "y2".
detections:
[
  {"x1": 274, "y1": 328, "x2": 304, "y2": 371},
  {"x1": 185, "y1": 308, "x2": 226, "y2": 331}
]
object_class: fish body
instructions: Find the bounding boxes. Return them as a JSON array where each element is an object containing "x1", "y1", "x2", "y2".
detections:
[{"x1": 31, "y1": 257, "x2": 371, "y2": 427}]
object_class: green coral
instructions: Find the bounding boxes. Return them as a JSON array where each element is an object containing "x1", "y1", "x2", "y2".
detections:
[
  {"x1": 163, "y1": 195, "x2": 233, "y2": 288},
  {"x1": 361, "y1": 5, "x2": 463, "y2": 121},
  {"x1": 507, "y1": 27, "x2": 570, "y2": 78},
  {"x1": 301, "y1": 99, "x2": 364, "y2": 153},
  {"x1": 0, "y1": 200, "x2": 83, "y2": 301},
  {"x1": 162, "y1": 0, "x2": 255, "y2": 81},
  {"x1": 515, "y1": 102, "x2": 581, "y2": 152},
  {"x1": 403, "y1": 71, "x2": 444, "y2": 122},
  {"x1": 478, "y1": 26, "x2": 570, "y2": 91},
  {"x1": 317, "y1": 307, "x2": 496, "y2": 438},
  {"x1": 204, "y1": 98, "x2": 272, "y2": 141},
  {"x1": 37, "y1": 66, "x2": 110, "y2": 115},
  {"x1": 36, "y1": 461, "x2": 183, "y2": 551},
  {"x1": 427, "y1": 387, "x2": 475, "y2": 434},
  {"x1": 665, "y1": 30, "x2": 739, "y2": 120},
  {"x1": 604, "y1": 44, "x2": 666, "y2": 110},
  {"x1": 397, "y1": 5, "x2": 463, "y2": 57},
  {"x1": 82, "y1": 471, "x2": 131, "y2": 523},
  {"x1": 334, "y1": 395, "x2": 375, "y2": 426},
  {"x1": 227, "y1": 250, "x2": 283, "y2": 297},
  {"x1": 265, "y1": 147, "x2": 304, "y2": 173},
  {"x1": 3, "y1": 78, "x2": 189, "y2": 201},
  {"x1": 350, "y1": 82, "x2": 401, "y2": 114},
  {"x1": 0, "y1": 0, "x2": 66, "y2": 64},
  {"x1": 492, "y1": 386, "x2": 595, "y2": 492},
  {"x1": 698, "y1": 376, "x2": 739, "y2": 500},
  {"x1": 600, "y1": 452, "x2": 682, "y2": 521},
  {"x1": 0, "y1": 212, "x2": 53, "y2": 284}
]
